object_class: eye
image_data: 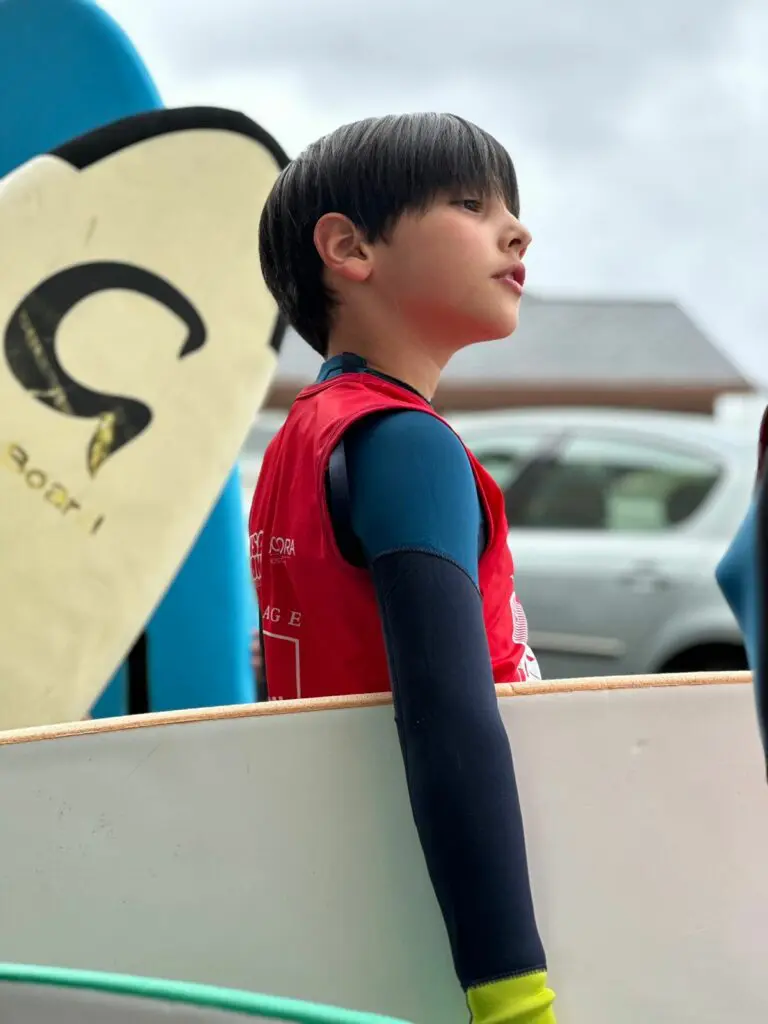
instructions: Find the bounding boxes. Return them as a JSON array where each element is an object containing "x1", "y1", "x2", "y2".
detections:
[{"x1": 452, "y1": 198, "x2": 483, "y2": 213}]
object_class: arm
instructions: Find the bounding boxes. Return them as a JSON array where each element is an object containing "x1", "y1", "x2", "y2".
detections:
[
  {"x1": 341, "y1": 410, "x2": 556, "y2": 1023},
  {"x1": 718, "y1": 409, "x2": 768, "y2": 772},
  {"x1": 759, "y1": 413, "x2": 768, "y2": 756}
]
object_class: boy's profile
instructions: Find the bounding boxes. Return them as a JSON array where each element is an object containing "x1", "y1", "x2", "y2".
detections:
[{"x1": 250, "y1": 112, "x2": 557, "y2": 1023}]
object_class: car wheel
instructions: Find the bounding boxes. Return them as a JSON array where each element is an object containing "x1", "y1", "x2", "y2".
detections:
[{"x1": 659, "y1": 643, "x2": 749, "y2": 674}]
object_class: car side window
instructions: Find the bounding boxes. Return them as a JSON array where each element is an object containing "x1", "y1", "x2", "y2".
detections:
[
  {"x1": 469, "y1": 434, "x2": 550, "y2": 492},
  {"x1": 505, "y1": 434, "x2": 721, "y2": 532}
]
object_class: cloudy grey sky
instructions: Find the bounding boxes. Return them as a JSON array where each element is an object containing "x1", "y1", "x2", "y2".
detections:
[{"x1": 103, "y1": 0, "x2": 766, "y2": 384}]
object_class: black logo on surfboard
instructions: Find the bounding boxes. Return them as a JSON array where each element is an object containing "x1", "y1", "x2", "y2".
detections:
[{"x1": 3, "y1": 261, "x2": 206, "y2": 475}]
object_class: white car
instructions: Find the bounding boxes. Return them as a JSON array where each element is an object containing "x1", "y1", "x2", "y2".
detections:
[
  {"x1": 453, "y1": 407, "x2": 757, "y2": 679},
  {"x1": 240, "y1": 405, "x2": 757, "y2": 679}
]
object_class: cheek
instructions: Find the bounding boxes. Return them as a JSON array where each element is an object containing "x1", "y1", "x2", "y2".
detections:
[
  {"x1": 414, "y1": 228, "x2": 482, "y2": 290},
  {"x1": 439, "y1": 225, "x2": 490, "y2": 289},
  {"x1": 381, "y1": 246, "x2": 444, "y2": 297},
  {"x1": 381, "y1": 220, "x2": 487, "y2": 301}
]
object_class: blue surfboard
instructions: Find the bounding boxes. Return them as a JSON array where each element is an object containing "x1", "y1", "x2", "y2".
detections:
[{"x1": 0, "y1": 0, "x2": 258, "y2": 716}]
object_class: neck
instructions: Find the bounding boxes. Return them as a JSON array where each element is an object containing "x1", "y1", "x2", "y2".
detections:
[{"x1": 326, "y1": 320, "x2": 452, "y2": 402}]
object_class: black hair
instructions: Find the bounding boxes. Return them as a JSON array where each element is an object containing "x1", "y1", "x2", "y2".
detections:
[{"x1": 259, "y1": 112, "x2": 519, "y2": 357}]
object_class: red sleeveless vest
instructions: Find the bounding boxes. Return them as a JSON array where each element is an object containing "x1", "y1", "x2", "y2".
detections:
[{"x1": 248, "y1": 374, "x2": 536, "y2": 700}]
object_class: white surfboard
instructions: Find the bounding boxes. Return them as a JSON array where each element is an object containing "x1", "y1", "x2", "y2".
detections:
[
  {"x1": 0, "y1": 673, "x2": 762, "y2": 1024},
  {"x1": 0, "y1": 107, "x2": 288, "y2": 729}
]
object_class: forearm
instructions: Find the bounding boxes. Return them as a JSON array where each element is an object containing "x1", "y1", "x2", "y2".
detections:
[{"x1": 371, "y1": 550, "x2": 555, "y2": 1020}]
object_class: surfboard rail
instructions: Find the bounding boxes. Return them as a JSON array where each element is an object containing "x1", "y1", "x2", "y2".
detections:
[{"x1": 0, "y1": 670, "x2": 752, "y2": 746}]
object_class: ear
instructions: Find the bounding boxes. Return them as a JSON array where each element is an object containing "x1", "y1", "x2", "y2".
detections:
[{"x1": 313, "y1": 213, "x2": 372, "y2": 283}]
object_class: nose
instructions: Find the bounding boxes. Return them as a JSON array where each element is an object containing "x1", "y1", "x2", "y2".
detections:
[{"x1": 501, "y1": 214, "x2": 532, "y2": 258}]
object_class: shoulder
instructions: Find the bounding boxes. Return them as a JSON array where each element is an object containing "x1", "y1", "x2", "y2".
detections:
[
  {"x1": 345, "y1": 408, "x2": 471, "y2": 477},
  {"x1": 343, "y1": 409, "x2": 481, "y2": 575}
]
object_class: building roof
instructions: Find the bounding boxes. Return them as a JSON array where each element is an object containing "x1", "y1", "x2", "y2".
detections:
[{"x1": 274, "y1": 292, "x2": 748, "y2": 387}]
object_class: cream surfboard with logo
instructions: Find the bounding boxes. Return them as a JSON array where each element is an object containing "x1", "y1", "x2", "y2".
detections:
[{"x1": 0, "y1": 107, "x2": 288, "y2": 728}]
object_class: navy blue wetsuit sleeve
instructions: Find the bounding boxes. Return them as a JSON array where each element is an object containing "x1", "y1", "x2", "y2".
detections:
[
  {"x1": 343, "y1": 411, "x2": 546, "y2": 990},
  {"x1": 758, "y1": 421, "x2": 768, "y2": 773},
  {"x1": 345, "y1": 410, "x2": 481, "y2": 582},
  {"x1": 759, "y1": 471, "x2": 768, "y2": 769},
  {"x1": 717, "y1": 414, "x2": 768, "y2": 777}
]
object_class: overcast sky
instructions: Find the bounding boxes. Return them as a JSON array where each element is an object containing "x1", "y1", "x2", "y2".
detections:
[{"x1": 103, "y1": 0, "x2": 766, "y2": 385}]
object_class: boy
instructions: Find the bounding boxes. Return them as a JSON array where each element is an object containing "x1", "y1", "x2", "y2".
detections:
[{"x1": 250, "y1": 112, "x2": 556, "y2": 1023}]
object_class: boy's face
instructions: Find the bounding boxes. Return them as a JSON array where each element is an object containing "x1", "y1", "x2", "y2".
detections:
[{"x1": 371, "y1": 191, "x2": 531, "y2": 348}]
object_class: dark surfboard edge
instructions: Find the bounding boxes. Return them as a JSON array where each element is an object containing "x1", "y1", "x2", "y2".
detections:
[{"x1": 51, "y1": 106, "x2": 290, "y2": 177}]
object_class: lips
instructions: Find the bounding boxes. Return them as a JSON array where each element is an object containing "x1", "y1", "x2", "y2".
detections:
[{"x1": 494, "y1": 262, "x2": 526, "y2": 292}]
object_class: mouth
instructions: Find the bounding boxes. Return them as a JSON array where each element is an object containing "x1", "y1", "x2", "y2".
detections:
[{"x1": 494, "y1": 263, "x2": 526, "y2": 295}]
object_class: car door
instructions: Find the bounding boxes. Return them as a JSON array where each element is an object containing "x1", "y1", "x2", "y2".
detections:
[{"x1": 501, "y1": 430, "x2": 723, "y2": 679}]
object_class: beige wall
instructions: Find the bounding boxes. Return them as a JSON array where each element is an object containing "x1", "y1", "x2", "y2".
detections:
[{"x1": 0, "y1": 673, "x2": 764, "y2": 1024}]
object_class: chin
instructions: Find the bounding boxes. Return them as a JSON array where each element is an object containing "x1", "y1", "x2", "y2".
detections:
[
  {"x1": 448, "y1": 302, "x2": 520, "y2": 348},
  {"x1": 479, "y1": 309, "x2": 520, "y2": 342},
  {"x1": 486, "y1": 295, "x2": 521, "y2": 339}
]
